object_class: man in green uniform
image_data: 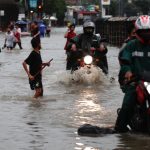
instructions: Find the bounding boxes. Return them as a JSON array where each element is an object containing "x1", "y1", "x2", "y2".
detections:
[{"x1": 115, "y1": 15, "x2": 150, "y2": 132}]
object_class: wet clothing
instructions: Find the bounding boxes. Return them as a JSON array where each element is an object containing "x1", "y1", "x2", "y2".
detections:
[
  {"x1": 64, "y1": 30, "x2": 76, "y2": 70},
  {"x1": 39, "y1": 24, "x2": 46, "y2": 37},
  {"x1": 46, "y1": 26, "x2": 51, "y2": 37},
  {"x1": 13, "y1": 31, "x2": 23, "y2": 49},
  {"x1": 94, "y1": 46, "x2": 108, "y2": 74},
  {"x1": 25, "y1": 50, "x2": 42, "y2": 90},
  {"x1": 64, "y1": 31, "x2": 76, "y2": 50},
  {"x1": 5, "y1": 32, "x2": 14, "y2": 49},
  {"x1": 29, "y1": 78, "x2": 43, "y2": 90},
  {"x1": 115, "y1": 39, "x2": 150, "y2": 132},
  {"x1": 118, "y1": 36, "x2": 137, "y2": 67}
]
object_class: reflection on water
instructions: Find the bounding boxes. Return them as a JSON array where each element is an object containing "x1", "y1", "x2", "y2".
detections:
[
  {"x1": 74, "y1": 88, "x2": 105, "y2": 126},
  {"x1": 114, "y1": 134, "x2": 150, "y2": 150},
  {"x1": 75, "y1": 145, "x2": 100, "y2": 150},
  {"x1": 25, "y1": 101, "x2": 47, "y2": 150}
]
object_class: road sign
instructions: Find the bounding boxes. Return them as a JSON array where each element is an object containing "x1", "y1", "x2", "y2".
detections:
[
  {"x1": 101, "y1": 0, "x2": 110, "y2": 5},
  {"x1": 29, "y1": 0, "x2": 37, "y2": 8}
]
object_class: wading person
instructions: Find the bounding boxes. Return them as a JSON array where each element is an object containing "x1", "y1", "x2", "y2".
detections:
[
  {"x1": 115, "y1": 15, "x2": 150, "y2": 132},
  {"x1": 64, "y1": 23, "x2": 76, "y2": 70},
  {"x1": 22, "y1": 38, "x2": 51, "y2": 99},
  {"x1": 4, "y1": 28, "x2": 15, "y2": 50},
  {"x1": 13, "y1": 24, "x2": 23, "y2": 49}
]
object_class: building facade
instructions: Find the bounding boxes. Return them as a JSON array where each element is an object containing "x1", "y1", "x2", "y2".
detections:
[
  {"x1": 0, "y1": 0, "x2": 20, "y2": 29},
  {"x1": 65, "y1": 0, "x2": 81, "y2": 5}
]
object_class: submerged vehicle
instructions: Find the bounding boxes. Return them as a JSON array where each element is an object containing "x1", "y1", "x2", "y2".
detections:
[
  {"x1": 70, "y1": 52, "x2": 94, "y2": 73},
  {"x1": 69, "y1": 50, "x2": 106, "y2": 84},
  {"x1": 70, "y1": 38, "x2": 108, "y2": 75}
]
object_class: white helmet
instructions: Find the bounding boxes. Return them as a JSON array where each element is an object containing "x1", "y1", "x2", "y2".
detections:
[
  {"x1": 83, "y1": 21, "x2": 95, "y2": 35},
  {"x1": 135, "y1": 15, "x2": 150, "y2": 43},
  {"x1": 83, "y1": 21, "x2": 95, "y2": 29},
  {"x1": 135, "y1": 15, "x2": 150, "y2": 30}
]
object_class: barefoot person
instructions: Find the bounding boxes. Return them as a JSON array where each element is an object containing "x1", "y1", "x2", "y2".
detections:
[{"x1": 22, "y1": 38, "x2": 51, "y2": 99}]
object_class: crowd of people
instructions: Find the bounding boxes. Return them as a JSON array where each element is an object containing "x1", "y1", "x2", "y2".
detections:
[
  {"x1": 3, "y1": 24, "x2": 23, "y2": 51},
  {"x1": 2, "y1": 21, "x2": 51, "y2": 52}
]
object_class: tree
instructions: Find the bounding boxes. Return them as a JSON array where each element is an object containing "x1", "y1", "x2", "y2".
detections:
[
  {"x1": 43, "y1": 0, "x2": 52, "y2": 15},
  {"x1": 123, "y1": 2, "x2": 139, "y2": 16},
  {"x1": 109, "y1": 0, "x2": 150, "y2": 17},
  {"x1": 43, "y1": 0, "x2": 66, "y2": 25},
  {"x1": 133, "y1": 0, "x2": 150, "y2": 15},
  {"x1": 81, "y1": 0, "x2": 99, "y2": 5},
  {"x1": 109, "y1": 0, "x2": 118, "y2": 16}
]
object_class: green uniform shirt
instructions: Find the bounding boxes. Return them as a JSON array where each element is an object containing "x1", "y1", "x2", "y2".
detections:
[{"x1": 120, "y1": 39, "x2": 150, "y2": 76}]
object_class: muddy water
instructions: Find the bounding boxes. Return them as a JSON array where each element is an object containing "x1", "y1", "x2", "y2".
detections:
[{"x1": 0, "y1": 27, "x2": 150, "y2": 150}]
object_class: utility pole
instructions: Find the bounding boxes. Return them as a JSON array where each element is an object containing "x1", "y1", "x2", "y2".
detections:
[
  {"x1": 24, "y1": 0, "x2": 29, "y2": 18},
  {"x1": 77, "y1": 0, "x2": 82, "y2": 5},
  {"x1": 118, "y1": 0, "x2": 123, "y2": 16},
  {"x1": 118, "y1": 0, "x2": 120, "y2": 16},
  {"x1": 99, "y1": 0, "x2": 103, "y2": 18}
]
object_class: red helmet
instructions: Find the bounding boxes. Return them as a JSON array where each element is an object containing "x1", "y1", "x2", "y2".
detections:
[{"x1": 135, "y1": 15, "x2": 150, "y2": 43}]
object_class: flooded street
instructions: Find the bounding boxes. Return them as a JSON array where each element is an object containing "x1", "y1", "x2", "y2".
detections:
[{"x1": 0, "y1": 27, "x2": 150, "y2": 150}]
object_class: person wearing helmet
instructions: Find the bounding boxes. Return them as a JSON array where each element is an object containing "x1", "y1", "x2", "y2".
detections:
[
  {"x1": 83, "y1": 21, "x2": 95, "y2": 36},
  {"x1": 64, "y1": 23, "x2": 76, "y2": 70},
  {"x1": 66, "y1": 21, "x2": 108, "y2": 74},
  {"x1": 118, "y1": 23, "x2": 136, "y2": 86},
  {"x1": 115, "y1": 15, "x2": 150, "y2": 133}
]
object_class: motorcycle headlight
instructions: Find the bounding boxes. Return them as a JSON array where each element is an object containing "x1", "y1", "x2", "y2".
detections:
[
  {"x1": 84, "y1": 55, "x2": 93, "y2": 65},
  {"x1": 144, "y1": 82, "x2": 150, "y2": 94}
]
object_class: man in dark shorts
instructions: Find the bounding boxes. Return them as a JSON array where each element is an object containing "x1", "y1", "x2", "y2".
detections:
[{"x1": 22, "y1": 38, "x2": 50, "y2": 99}]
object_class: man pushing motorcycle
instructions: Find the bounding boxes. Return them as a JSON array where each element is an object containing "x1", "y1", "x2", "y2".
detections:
[
  {"x1": 66, "y1": 21, "x2": 108, "y2": 74},
  {"x1": 115, "y1": 15, "x2": 150, "y2": 133}
]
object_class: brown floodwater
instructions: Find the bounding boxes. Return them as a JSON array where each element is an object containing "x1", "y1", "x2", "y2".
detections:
[{"x1": 0, "y1": 27, "x2": 150, "y2": 150}]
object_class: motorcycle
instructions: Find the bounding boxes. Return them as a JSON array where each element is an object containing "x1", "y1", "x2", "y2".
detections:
[
  {"x1": 119, "y1": 71, "x2": 150, "y2": 133},
  {"x1": 70, "y1": 52, "x2": 103, "y2": 84},
  {"x1": 77, "y1": 72, "x2": 150, "y2": 136},
  {"x1": 67, "y1": 36, "x2": 108, "y2": 74},
  {"x1": 70, "y1": 47, "x2": 108, "y2": 75}
]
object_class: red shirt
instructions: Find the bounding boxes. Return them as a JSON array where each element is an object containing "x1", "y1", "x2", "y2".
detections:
[
  {"x1": 64, "y1": 31, "x2": 76, "y2": 50},
  {"x1": 14, "y1": 32, "x2": 21, "y2": 42}
]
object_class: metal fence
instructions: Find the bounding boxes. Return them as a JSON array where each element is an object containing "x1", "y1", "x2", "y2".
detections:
[{"x1": 95, "y1": 16, "x2": 138, "y2": 47}]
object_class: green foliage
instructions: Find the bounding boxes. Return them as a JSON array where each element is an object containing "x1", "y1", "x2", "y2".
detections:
[
  {"x1": 109, "y1": 0, "x2": 118, "y2": 16},
  {"x1": 133, "y1": 0, "x2": 150, "y2": 14},
  {"x1": 109, "y1": 0, "x2": 150, "y2": 16},
  {"x1": 43, "y1": 0, "x2": 66, "y2": 16},
  {"x1": 81, "y1": 0, "x2": 99, "y2": 5},
  {"x1": 43, "y1": 0, "x2": 53, "y2": 15},
  {"x1": 43, "y1": 0, "x2": 66, "y2": 25}
]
